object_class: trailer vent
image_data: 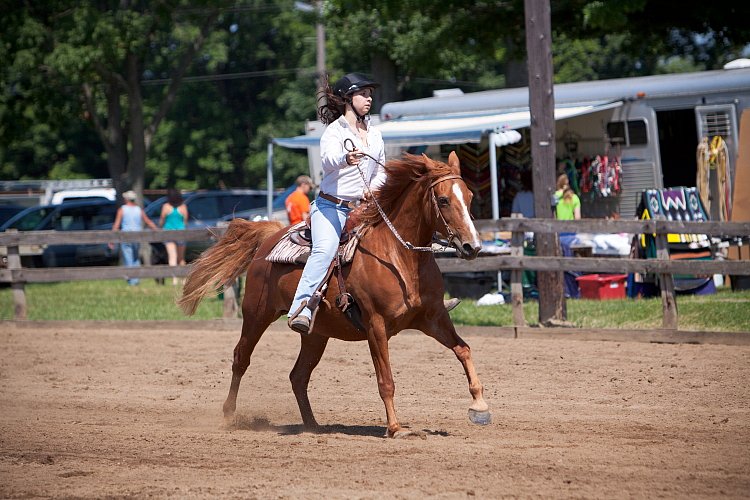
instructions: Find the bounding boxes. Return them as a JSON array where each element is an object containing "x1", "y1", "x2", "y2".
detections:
[
  {"x1": 695, "y1": 105, "x2": 737, "y2": 142},
  {"x1": 700, "y1": 111, "x2": 731, "y2": 137}
]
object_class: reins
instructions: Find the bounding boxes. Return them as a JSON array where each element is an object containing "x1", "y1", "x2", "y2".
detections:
[{"x1": 343, "y1": 138, "x2": 459, "y2": 253}]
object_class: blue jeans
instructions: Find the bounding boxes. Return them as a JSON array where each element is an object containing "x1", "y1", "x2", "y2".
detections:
[
  {"x1": 289, "y1": 198, "x2": 350, "y2": 319},
  {"x1": 121, "y1": 242, "x2": 141, "y2": 286}
]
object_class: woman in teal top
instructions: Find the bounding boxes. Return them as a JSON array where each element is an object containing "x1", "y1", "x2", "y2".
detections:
[{"x1": 159, "y1": 188, "x2": 189, "y2": 284}]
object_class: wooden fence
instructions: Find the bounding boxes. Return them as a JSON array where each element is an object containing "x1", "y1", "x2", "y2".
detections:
[{"x1": 2, "y1": 218, "x2": 749, "y2": 327}]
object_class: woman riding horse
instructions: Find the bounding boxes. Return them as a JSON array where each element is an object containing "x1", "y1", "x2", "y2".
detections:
[
  {"x1": 288, "y1": 72, "x2": 387, "y2": 335},
  {"x1": 288, "y1": 73, "x2": 459, "y2": 334},
  {"x1": 178, "y1": 145, "x2": 491, "y2": 437}
]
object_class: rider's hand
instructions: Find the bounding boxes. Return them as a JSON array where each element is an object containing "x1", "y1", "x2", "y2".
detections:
[{"x1": 346, "y1": 149, "x2": 363, "y2": 166}]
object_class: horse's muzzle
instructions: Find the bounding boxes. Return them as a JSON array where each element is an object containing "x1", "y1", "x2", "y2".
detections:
[{"x1": 457, "y1": 241, "x2": 481, "y2": 260}]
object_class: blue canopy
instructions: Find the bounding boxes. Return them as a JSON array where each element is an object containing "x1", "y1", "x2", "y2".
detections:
[{"x1": 272, "y1": 101, "x2": 622, "y2": 149}]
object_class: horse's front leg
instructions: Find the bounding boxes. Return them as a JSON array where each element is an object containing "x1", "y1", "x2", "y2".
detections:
[
  {"x1": 422, "y1": 312, "x2": 491, "y2": 425},
  {"x1": 366, "y1": 323, "x2": 421, "y2": 438}
]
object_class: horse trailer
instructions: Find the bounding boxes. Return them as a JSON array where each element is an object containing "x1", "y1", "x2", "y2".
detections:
[{"x1": 377, "y1": 63, "x2": 750, "y2": 220}]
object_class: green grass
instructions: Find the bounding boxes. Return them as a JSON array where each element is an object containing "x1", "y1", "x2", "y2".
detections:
[
  {"x1": 1, "y1": 280, "x2": 749, "y2": 332},
  {"x1": 450, "y1": 288, "x2": 750, "y2": 332},
  {"x1": 0, "y1": 279, "x2": 226, "y2": 321}
]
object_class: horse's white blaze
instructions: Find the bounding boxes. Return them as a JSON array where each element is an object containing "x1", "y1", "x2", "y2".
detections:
[{"x1": 452, "y1": 183, "x2": 481, "y2": 247}]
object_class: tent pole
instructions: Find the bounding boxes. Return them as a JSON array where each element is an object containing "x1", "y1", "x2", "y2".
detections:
[
  {"x1": 488, "y1": 132, "x2": 504, "y2": 292},
  {"x1": 489, "y1": 133, "x2": 500, "y2": 220},
  {"x1": 267, "y1": 142, "x2": 274, "y2": 219}
]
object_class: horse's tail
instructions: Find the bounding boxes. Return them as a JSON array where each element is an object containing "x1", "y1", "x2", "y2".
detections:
[{"x1": 178, "y1": 219, "x2": 284, "y2": 316}]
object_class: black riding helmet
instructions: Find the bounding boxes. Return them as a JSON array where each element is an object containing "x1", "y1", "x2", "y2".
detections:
[
  {"x1": 333, "y1": 73, "x2": 379, "y2": 122},
  {"x1": 333, "y1": 72, "x2": 379, "y2": 99}
]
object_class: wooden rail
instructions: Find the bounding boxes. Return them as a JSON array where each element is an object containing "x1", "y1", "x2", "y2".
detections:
[{"x1": 1, "y1": 219, "x2": 749, "y2": 325}]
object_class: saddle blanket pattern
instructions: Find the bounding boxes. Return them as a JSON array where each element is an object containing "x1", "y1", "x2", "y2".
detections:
[{"x1": 265, "y1": 221, "x2": 365, "y2": 265}]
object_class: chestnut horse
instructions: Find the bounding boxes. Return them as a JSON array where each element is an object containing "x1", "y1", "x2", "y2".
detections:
[{"x1": 178, "y1": 151, "x2": 491, "y2": 437}]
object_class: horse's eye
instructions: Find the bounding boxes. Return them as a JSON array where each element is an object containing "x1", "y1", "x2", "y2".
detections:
[{"x1": 438, "y1": 196, "x2": 450, "y2": 207}]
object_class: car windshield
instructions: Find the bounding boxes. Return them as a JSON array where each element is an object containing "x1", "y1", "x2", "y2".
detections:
[
  {"x1": 50, "y1": 204, "x2": 117, "y2": 230},
  {"x1": 145, "y1": 189, "x2": 290, "y2": 225},
  {"x1": 0, "y1": 205, "x2": 25, "y2": 225},
  {"x1": 1, "y1": 206, "x2": 55, "y2": 231}
]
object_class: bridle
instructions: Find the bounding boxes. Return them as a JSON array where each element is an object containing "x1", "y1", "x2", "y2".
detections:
[
  {"x1": 343, "y1": 138, "x2": 464, "y2": 253},
  {"x1": 428, "y1": 174, "x2": 464, "y2": 251}
]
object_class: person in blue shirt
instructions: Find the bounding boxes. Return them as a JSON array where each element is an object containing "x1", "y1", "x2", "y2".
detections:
[
  {"x1": 111, "y1": 190, "x2": 158, "y2": 286},
  {"x1": 511, "y1": 170, "x2": 535, "y2": 218}
]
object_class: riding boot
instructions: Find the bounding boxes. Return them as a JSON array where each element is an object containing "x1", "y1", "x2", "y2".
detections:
[{"x1": 444, "y1": 297, "x2": 461, "y2": 312}]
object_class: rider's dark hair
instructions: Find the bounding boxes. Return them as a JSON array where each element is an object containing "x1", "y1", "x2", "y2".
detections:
[{"x1": 317, "y1": 74, "x2": 347, "y2": 125}]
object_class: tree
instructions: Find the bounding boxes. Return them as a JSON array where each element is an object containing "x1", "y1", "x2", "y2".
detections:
[
  {"x1": 325, "y1": 0, "x2": 522, "y2": 107},
  {"x1": 72, "y1": 2, "x2": 230, "y2": 200},
  {"x1": 2, "y1": 2, "x2": 232, "y2": 201},
  {"x1": 0, "y1": 4, "x2": 108, "y2": 181},
  {"x1": 144, "y1": 2, "x2": 318, "y2": 190}
]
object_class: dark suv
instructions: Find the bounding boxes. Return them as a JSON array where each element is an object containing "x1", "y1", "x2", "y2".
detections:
[
  {"x1": 145, "y1": 189, "x2": 286, "y2": 261},
  {"x1": 145, "y1": 190, "x2": 270, "y2": 225},
  {"x1": 0, "y1": 200, "x2": 119, "y2": 267}
]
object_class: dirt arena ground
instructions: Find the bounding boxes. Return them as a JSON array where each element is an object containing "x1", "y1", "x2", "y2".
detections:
[{"x1": 1, "y1": 321, "x2": 749, "y2": 499}]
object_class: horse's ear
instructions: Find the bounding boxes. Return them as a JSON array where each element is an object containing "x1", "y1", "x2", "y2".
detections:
[
  {"x1": 448, "y1": 151, "x2": 460, "y2": 170},
  {"x1": 421, "y1": 153, "x2": 434, "y2": 167}
]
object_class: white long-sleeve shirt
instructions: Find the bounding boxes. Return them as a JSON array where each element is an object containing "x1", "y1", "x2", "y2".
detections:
[{"x1": 318, "y1": 116, "x2": 386, "y2": 201}]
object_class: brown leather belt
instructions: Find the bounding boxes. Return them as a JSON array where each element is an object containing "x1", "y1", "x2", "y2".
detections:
[{"x1": 319, "y1": 192, "x2": 362, "y2": 208}]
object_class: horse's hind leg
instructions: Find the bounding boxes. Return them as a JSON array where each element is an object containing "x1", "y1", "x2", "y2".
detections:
[
  {"x1": 223, "y1": 312, "x2": 276, "y2": 419},
  {"x1": 421, "y1": 314, "x2": 491, "y2": 424},
  {"x1": 289, "y1": 334, "x2": 329, "y2": 430}
]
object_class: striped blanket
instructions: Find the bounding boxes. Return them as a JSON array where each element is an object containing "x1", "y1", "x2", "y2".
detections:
[{"x1": 265, "y1": 221, "x2": 366, "y2": 266}]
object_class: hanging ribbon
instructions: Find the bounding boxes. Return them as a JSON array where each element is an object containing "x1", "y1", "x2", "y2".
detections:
[{"x1": 697, "y1": 136, "x2": 732, "y2": 221}]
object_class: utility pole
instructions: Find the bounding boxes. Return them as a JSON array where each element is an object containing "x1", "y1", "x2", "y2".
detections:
[
  {"x1": 315, "y1": 0, "x2": 326, "y2": 92},
  {"x1": 524, "y1": 0, "x2": 566, "y2": 323},
  {"x1": 296, "y1": 1, "x2": 326, "y2": 92}
]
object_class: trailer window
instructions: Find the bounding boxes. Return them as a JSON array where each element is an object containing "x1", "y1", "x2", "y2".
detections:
[{"x1": 607, "y1": 120, "x2": 647, "y2": 146}]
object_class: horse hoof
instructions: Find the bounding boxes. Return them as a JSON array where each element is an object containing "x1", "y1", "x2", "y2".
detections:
[
  {"x1": 220, "y1": 415, "x2": 236, "y2": 430},
  {"x1": 304, "y1": 423, "x2": 322, "y2": 433},
  {"x1": 390, "y1": 429, "x2": 427, "y2": 440},
  {"x1": 468, "y1": 408, "x2": 492, "y2": 425}
]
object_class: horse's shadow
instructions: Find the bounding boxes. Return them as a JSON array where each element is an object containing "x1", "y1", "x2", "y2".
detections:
[{"x1": 225, "y1": 415, "x2": 449, "y2": 438}]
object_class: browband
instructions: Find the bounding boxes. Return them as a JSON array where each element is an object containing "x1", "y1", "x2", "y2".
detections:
[{"x1": 429, "y1": 174, "x2": 463, "y2": 189}]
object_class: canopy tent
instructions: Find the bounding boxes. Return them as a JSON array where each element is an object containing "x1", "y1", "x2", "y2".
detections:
[
  {"x1": 272, "y1": 100, "x2": 622, "y2": 149},
  {"x1": 266, "y1": 100, "x2": 623, "y2": 219}
]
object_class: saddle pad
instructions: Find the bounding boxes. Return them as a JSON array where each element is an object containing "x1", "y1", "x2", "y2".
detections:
[{"x1": 265, "y1": 222, "x2": 366, "y2": 266}]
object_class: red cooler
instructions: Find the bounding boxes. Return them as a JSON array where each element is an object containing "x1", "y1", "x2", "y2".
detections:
[{"x1": 575, "y1": 274, "x2": 627, "y2": 300}]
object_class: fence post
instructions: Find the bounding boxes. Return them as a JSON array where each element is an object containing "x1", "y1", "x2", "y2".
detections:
[
  {"x1": 222, "y1": 278, "x2": 239, "y2": 319},
  {"x1": 510, "y1": 214, "x2": 526, "y2": 328},
  {"x1": 654, "y1": 219, "x2": 678, "y2": 329},
  {"x1": 6, "y1": 230, "x2": 27, "y2": 320}
]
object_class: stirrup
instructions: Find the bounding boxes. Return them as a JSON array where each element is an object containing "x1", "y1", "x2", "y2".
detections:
[{"x1": 336, "y1": 292, "x2": 355, "y2": 313}]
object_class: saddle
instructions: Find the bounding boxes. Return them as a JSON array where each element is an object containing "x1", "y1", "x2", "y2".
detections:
[
  {"x1": 265, "y1": 220, "x2": 363, "y2": 266},
  {"x1": 267, "y1": 219, "x2": 369, "y2": 332}
]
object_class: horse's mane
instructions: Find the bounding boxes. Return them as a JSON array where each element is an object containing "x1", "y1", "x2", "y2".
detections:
[{"x1": 356, "y1": 153, "x2": 457, "y2": 227}]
